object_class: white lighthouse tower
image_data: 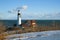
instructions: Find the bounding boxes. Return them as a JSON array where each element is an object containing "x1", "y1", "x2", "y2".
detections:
[
  {"x1": 18, "y1": 10, "x2": 21, "y2": 26},
  {"x1": 8, "y1": 5, "x2": 27, "y2": 26},
  {"x1": 17, "y1": 5, "x2": 27, "y2": 26}
]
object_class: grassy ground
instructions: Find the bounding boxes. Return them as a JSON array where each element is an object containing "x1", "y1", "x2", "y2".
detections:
[{"x1": 0, "y1": 26, "x2": 60, "y2": 39}]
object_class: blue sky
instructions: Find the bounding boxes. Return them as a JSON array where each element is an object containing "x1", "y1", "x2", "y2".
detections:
[{"x1": 0, "y1": 0, "x2": 60, "y2": 20}]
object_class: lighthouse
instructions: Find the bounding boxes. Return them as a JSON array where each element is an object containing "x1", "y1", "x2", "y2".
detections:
[
  {"x1": 17, "y1": 5, "x2": 27, "y2": 26},
  {"x1": 18, "y1": 10, "x2": 21, "y2": 26}
]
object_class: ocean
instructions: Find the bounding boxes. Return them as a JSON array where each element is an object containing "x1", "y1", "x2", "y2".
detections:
[{"x1": 0, "y1": 20, "x2": 60, "y2": 27}]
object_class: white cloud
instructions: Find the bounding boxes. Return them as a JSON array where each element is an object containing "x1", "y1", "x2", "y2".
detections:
[
  {"x1": 0, "y1": 15, "x2": 2, "y2": 19},
  {"x1": 22, "y1": 5, "x2": 28, "y2": 10},
  {"x1": 22, "y1": 12, "x2": 60, "y2": 20},
  {"x1": 39, "y1": 12, "x2": 60, "y2": 20},
  {"x1": 16, "y1": 5, "x2": 28, "y2": 11},
  {"x1": 0, "y1": 12, "x2": 17, "y2": 20}
]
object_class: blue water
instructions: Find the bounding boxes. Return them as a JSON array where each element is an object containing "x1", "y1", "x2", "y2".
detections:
[
  {"x1": 0, "y1": 20, "x2": 60, "y2": 27},
  {"x1": 0, "y1": 20, "x2": 17, "y2": 27}
]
